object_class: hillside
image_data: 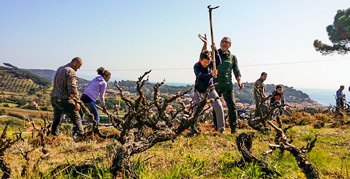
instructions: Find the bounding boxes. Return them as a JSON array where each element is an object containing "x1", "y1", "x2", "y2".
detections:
[
  {"x1": 12, "y1": 67, "x2": 314, "y2": 106},
  {"x1": 25, "y1": 69, "x2": 56, "y2": 81},
  {"x1": 234, "y1": 83, "x2": 312, "y2": 105},
  {"x1": 109, "y1": 80, "x2": 313, "y2": 105},
  {"x1": 0, "y1": 64, "x2": 51, "y2": 94}
]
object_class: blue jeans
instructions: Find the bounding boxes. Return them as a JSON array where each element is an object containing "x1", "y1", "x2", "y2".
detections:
[{"x1": 81, "y1": 101, "x2": 100, "y2": 124}]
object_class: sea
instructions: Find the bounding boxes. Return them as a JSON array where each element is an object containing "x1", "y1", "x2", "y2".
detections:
[
  {"x1": 296, "y1": 88, "x2": 339, "y2": 107},
  {"x1": 165, "y1": 83, "x2": 339, "y2": 107},
  {"x1": 164, "y1": 84, "x2": 339, "y2": 107}
]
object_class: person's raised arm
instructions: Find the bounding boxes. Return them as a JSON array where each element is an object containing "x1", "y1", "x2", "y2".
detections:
[{"x1": 198, "y1": 34, "x2": 207, "y2": 53}]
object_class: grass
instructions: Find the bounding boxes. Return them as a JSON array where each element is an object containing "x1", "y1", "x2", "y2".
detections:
[{"x1": 0, "y1": 113, "x2": 349, "y2": 178}]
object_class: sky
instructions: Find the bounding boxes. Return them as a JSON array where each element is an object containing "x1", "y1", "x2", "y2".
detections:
[{"x1": 1, "y1": 0, "x2": 350, "y2": 90}]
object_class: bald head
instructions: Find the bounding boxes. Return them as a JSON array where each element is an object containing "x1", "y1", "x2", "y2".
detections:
[{"x1": 70, "y1": 57, "x2": 83, "y2": 71}]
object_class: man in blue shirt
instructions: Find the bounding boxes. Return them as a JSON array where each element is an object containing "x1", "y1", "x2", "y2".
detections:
[{"x1": 336, "y1": 85, "x2": 345, "y2": 111}]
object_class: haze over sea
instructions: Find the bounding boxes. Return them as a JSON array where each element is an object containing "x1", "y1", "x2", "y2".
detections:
[
  {"x1": 296, "y1": 88, "x2": 341, "y2": 106},
  {"x1": 154, "y1": 82, "x2": 339, "y2": 107}
]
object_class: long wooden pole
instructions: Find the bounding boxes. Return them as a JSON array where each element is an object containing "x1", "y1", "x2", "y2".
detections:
[{"x1": 208, "y1": 5, "x2": 219, "y2": 76}]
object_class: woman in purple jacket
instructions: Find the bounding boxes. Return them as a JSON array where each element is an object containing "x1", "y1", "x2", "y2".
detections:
[{"x1": 80, "y1": 67, "x2": 111, "y2": 126}]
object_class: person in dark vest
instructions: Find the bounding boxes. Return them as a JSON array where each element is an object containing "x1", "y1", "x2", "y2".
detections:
[{"x1": 212, "y1": 37, "x2": 244, "y2": 134}]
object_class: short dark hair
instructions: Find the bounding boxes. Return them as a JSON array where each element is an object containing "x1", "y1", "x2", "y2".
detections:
[
  {"x1": 71, "y1": 57, "x2": 82, "y2": 63},
  {"x1": 200, "y1": 50, "x2": 211, "y2": 60},
  {"x1": 276, "y1": 85, "x2": 283, "y2": 89},
  {"x1": 261, "y1": 72, "x2": 267, "y2": 76}
]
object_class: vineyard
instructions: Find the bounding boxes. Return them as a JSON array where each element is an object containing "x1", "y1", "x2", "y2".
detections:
[
  {"x1": 0, "y1": 109, "x2": 349, "y2": 178},
  {"x1": 0, "y1": 72, "x2": 348, "y2": 179},
  {"x1": 0, "y1": 74, "x2": 41, "y2": 94}
]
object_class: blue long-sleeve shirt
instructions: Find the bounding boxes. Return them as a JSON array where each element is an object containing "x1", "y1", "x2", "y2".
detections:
[{"x1": 194, "y1": 50, "x2": 221, "y2": 93}]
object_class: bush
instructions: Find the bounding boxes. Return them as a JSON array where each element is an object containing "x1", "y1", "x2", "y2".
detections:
[
  {"x1": 17, "y1": 98, "x2": 27, "y2": 107},
  {"x1": 106, "y1": 139, "x2": 122, "y2": 158},
  {"x1": 304, "y1": 107, "x2": 319, "y2": 114},
  {"x1": 0, "y1": 109, "x2": 5, "y2": 115},
  {"x1": 8, "y1": 112, "x2": 25, "y2": 120}
]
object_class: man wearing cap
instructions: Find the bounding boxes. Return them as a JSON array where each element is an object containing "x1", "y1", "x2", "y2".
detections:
[
  {"x1": 51, "y1": 57, "x2": 85, "y2": 137},
  {"x1": 212, "y1": 37, "x2": 244, "y2": 134},
  {"x1": 254, "y1": 72, "x2": 268, "y2": 118}
]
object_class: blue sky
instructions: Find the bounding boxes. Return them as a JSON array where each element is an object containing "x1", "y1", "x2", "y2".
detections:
[{"x1": 1, "y1": 0, "x2": 350, "y2": 89}]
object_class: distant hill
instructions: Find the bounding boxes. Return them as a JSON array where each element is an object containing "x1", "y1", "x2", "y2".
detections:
[
  {"x1": 8, "y1": 65, "x2": 313, "y2": 105},
  {"x1": 0, "y1": 63, "x2": 51, "y2": 94},
  {"x1": 234, "y1": 83, "x2": 311, "y2": 104},
  {"x1": 24, "y1": 69, "x2": 56, "y2": 81},
  {"x1": 109, "y1": 80, "x2": 313, "y2": 105}
]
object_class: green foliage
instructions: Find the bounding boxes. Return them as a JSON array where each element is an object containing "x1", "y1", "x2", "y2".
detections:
[
  {"x1": 105, "y1": 139, "x2": 122, "y2": 158},
  {"x1": 314, "y1": 8, "x2": 350, "y2": 55},
  {"x1": 0, "y1": 109, "x2": 5, "y2": 115},
  {"x1": 0, "y1": 65, "x2": 50, "y2": 94},
  {"x1": 40, "y1": 164, "x2": 111, "y2": 179},
  {"x1": 218, "y1": 152, "x2": 267, "y2": 178},
  {"x1": 2, "y1": 63, "x2": 51, "y2": 86},
  {"x1": 160, "y1": 154, "x2": 207, "y2": 178},
  {"x1": 16, "y1": 97, "x2": 27, "y2": 107},
  {"x1": 104, "y1": 98, "x2": 127, "y2": 110},
  {"x1": 7, "y1": 112, "x2": 26, "y2": 120}
]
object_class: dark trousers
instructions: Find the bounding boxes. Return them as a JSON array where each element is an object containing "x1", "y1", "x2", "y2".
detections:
[
  {"x1": 51, "y1": 98, "x2": 84, "y2": 136},
  {"x1": 336, "y1": 99, "x2": 344, "y2": 112},
  {"x1": 213, "y1": 87, "x2": 238, "y2": 131},
  {"x1": 255, "y1": 103, "x2": 262, "y2": 118}
]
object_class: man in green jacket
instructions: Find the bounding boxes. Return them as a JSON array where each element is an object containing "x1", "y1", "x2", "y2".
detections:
[
  {"x1": 254, "y1": 72, "x2": 268, "y2": 118},
  {"x1": 213, "y1": 37, "x2": 244, "y2": 134}
]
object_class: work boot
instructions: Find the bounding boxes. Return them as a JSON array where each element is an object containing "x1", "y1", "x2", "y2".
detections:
[
  {"x1": 51, "y1": 131, "x2": 59, "y2": 136},
  {"x1": 230, "y1": 125, "x2": 238, "y2": 134},
  {"x1": 72, "y1": 132, "x2": 78, "y2": 139},
  {"x1": 219, "y1": 127, "x2": 225, "y2": 134}
]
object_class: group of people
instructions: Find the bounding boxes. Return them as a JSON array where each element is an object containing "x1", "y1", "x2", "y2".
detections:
[
  {"x1": 50, "y1": 34, "x2": 286, "y2": 138},
  {"x1": 193, "y1": 34, "x2": 285, "y2": 134},
  {"x1": 50, "y1": 57, "x2": 111, "y2": 138}
]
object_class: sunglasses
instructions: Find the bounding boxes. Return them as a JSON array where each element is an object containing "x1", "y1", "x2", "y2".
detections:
[{"x1": 221, "y1": 40, "x2": 231, "y2": 44}]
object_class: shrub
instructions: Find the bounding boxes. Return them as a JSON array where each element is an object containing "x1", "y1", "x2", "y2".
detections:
[
  {"x1": 0, "y1": 109, "x2": 5, "y2": 115},
  {"x1": 8, "y1": 112, "x2": 25, "y2": 120}
]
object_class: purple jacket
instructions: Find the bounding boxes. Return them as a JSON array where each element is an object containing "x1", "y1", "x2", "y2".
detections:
[{"x1": 82, "y1": 76, "x2": 107, "y2": 107}]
